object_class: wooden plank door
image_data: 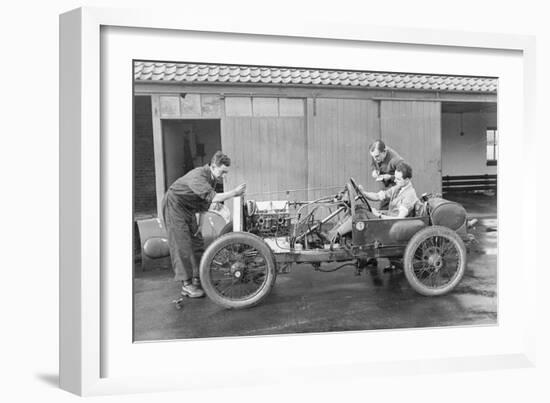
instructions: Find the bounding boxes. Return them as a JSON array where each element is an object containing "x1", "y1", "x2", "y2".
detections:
[
  {"x1": 380, "y1": 100, "x2": 442, "y2": 196},
  {"x1": 222, "y1": 116, "x2": 308, "y2": 202},
  {"x1": 307, "y1": 98, "x2": 380, "y2": 200}
]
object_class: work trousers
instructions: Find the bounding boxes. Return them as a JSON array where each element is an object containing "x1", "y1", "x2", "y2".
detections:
[{"x1": 162, "y1": 193, "x2": 205, "y2": 282}]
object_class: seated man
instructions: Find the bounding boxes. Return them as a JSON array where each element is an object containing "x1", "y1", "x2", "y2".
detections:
[
  {"x1": 329, "y1": 161, "x2": 418, "y2": 240},
  {"x1": 365, "y1": 161, "x2": 418, "y2": 220}
]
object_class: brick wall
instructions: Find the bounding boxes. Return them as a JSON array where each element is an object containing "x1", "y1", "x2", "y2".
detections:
[
  {"x1": 134, "y1": 96, "x2": 157, "y2": 218},
  {"x1": 134, "y1": 96, "x2": 157, "y2": 268}
]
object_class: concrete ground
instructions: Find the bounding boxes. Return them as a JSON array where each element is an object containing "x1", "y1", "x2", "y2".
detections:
[{"x1": 133, "y1": 193, "x2": 497, "y2": 341}]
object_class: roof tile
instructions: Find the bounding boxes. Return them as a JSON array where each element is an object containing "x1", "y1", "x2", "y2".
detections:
[{"x1": 134, "y1": 62, "x2": 497, "y2": 93}]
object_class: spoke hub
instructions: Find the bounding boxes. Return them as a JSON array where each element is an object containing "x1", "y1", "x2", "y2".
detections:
[
  {"x1": 230, "y1": 261, "x2": 246, "y2": 279},
  {"x1": 428, "y1": 254, "x2": 443, "y2": 271},
  {"x1": 423, "y1": 246, "x2": 443, "y2": 272}
]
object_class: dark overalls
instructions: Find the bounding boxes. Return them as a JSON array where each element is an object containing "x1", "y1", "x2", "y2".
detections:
[{"x1": 161, "y1": 165, "x2": 217, "y2": 282}]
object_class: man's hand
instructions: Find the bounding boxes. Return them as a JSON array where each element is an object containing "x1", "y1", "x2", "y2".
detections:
[
  {"x1": 379, "y1": 174, "x2": 392, "y2": 181},
  {"x1": 371, "y1": 170, "x2": 380, "y2": 179},
  {"x1": 233, "y1": 183, "x2": 246, "y2": 197}
]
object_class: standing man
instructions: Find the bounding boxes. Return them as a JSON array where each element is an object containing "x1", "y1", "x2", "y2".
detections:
[
  {"x1": 369, "y1": 140, "x2": 404, "y2": 210},
  {"x1": 162, "y1": 151, "x2": 246, "y2": 298}
]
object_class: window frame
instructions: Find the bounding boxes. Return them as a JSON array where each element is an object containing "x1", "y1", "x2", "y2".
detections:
[{"x1": 486, "y1": 126, "x2": 498, "y2": 166}]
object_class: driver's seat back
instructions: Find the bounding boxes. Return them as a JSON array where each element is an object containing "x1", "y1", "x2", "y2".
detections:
[{"x1": 412, "y1": 199, "x2": 429, "y2": 217}]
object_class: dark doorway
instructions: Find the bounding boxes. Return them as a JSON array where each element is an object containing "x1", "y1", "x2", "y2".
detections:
[{"x1": 162, "y1": 119, "x2": 222, "y2": 188}]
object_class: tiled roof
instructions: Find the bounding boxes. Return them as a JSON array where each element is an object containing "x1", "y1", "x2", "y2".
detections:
[{"x1": 134, "y1": 62, "x2": 497, "y2": 93}]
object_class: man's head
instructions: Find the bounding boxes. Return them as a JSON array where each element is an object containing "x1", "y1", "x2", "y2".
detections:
[
  {"x1": 369, "y1": 140, "x2": 387, "y2": 164},
  {"x1": 394, "y1": 161, "x2": 412, "y2": 186},
  {"x1": 210, "y1": 151, "x2": 231, "y2": 181}
]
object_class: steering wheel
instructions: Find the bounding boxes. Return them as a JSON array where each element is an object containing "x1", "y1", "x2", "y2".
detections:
[{"x1": 349, "y1": 177, "x2": 373, "y2": 212}]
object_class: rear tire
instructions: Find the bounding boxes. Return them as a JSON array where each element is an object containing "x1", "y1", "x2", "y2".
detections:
[
  {"x1": 403, "y1": 225, "x2": 466, "y2": 296},
  {"x1": 200, "y1": 232, "x2": 277, "y2": 309}
]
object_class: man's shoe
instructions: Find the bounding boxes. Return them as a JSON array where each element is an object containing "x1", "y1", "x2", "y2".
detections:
[
  {"x1": 181, "y1": 283, "x2": 205, "y2": 298},
  {"x1": 383, "y1": 259, "x2": 403, "y2": 273},
  {"x1": 366, "y1": 258, "x2": 378, "y2": 267},
  {"x1": 358, "y1": 258, "x2": 377, "y2": 268}
]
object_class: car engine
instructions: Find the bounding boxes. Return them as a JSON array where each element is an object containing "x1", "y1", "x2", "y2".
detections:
[{"x1": 244, "y1": 200, "x2": 292, "y2": 237}]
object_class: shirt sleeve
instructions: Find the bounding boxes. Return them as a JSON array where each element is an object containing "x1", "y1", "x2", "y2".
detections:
[
  {"x1": 188, "y1": 175, "x2": 216, "y2": 204},
  {"x1": 378, "y1": 186, "x2": 395, "y2": 201},
  {"x1": 400, "y1": 191, "x2": 418, "y2": 214}
]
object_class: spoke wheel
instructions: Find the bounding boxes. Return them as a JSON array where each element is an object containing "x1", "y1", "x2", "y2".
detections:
[
  {"x1": 403, "y1": 226, "x2": 466, "y2": 296},
  {"x1": 200, "y1": 232, "x2": 276, "y2": 309}
]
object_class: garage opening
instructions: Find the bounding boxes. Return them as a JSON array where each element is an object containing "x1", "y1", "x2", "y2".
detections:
[
  {"x1": 162, "y1": 119, "x2": 222, "y2": 190},
  {"x1": 441, "y1": 101, "x2": 497, "y2": 195},
  {"x1": 441, "y1": 101, "x2": 497, "y2": 216}
]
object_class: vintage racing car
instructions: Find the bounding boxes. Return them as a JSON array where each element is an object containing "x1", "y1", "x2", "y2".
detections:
[{"x1": 199, "y1": 178, "x2": 473, "y2": 309}]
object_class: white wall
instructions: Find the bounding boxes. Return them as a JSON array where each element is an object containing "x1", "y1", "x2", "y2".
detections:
[{"x1": 441, "y1": 111, "x2": 497, "y2": 176}]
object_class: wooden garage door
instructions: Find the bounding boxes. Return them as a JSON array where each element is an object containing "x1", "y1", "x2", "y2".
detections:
[
  {"x1": 222, "y1": 116, "x2": 308, "y2": 202},
  {"x1": 380, "y1": 100, "x2": 442, "y2": 196},
  {"x1": 308, "y1": 98, "x2": 380, "y2": 200}
]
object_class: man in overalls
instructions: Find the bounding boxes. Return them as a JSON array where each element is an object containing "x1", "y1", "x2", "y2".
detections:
[{"x1": 162, "y1": 151, "x2": 246, "y2": 298}]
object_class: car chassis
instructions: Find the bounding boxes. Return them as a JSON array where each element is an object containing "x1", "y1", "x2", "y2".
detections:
[{"x1": 199, "y1": 178, "x2": 472, "y2": 309}]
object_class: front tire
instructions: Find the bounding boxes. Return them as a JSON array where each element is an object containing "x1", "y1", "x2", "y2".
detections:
[
  {"x1": 199, "y1": 232, "x2": 277, "y2": 309},
  {"x1": 403, "y1": 226, "x2": 466, "y2": 296}
]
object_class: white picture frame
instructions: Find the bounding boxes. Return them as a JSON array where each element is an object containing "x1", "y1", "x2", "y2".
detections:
[{"x1": 59, "y1": 7, "x2": 537, "y2": 396}]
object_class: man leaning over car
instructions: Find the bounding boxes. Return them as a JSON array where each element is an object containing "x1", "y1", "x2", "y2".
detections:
[{"x1": 161, "y1": 151, "x2": 246, "y2": 299}]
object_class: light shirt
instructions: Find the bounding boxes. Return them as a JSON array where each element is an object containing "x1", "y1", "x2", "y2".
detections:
[{"x1": 377, "y1": 181, "x2": 418, "y2": 217}]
